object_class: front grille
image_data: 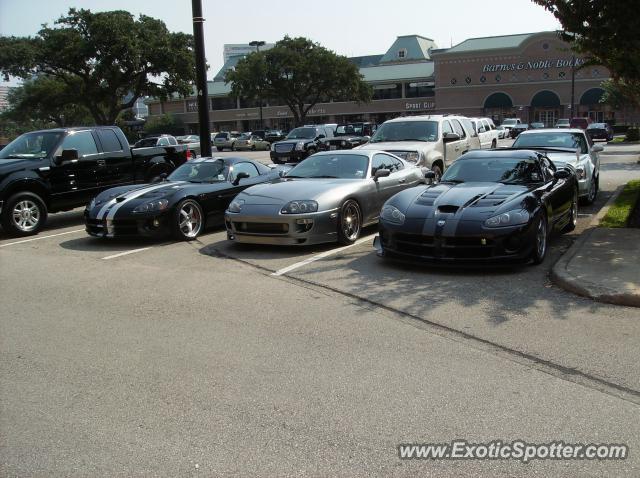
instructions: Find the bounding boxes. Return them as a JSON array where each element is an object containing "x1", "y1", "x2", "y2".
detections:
[
  {"x1": 233, "y1": 222, "x2": 289, "y2": 235},
  {"x1": 275, "y1": 143, "x2": 294, "y2": 153},
  {"x1": 392, "y1": 232, "x2": 495, "y2": 259}
]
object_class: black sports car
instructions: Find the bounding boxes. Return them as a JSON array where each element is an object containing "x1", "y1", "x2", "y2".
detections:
[
  {"x1": 375, "y1": 149, "x2": 578, "y2": 264},
  {"x1": 85, "y1": 157, "x2": 280, "y2": 240}
]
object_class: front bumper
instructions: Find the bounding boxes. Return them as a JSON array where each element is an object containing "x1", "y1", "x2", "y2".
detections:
[
  {"x1": 85, "y1": 209, "x2": 172, "y2": 238},
  {"x1": 376, "y1": 218, "x2": 537, "y2": 263},
  {"x1": 225, "y1": 208, "x2": 339, "y2": 245},
  {"x1": 270, "y1": 149, "x2": 308, "y2": 162}
]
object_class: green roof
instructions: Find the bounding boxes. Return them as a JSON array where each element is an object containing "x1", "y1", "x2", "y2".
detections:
[
  {"x1": 380, "y1": 35, "x2": 437, "y2": 63},
  {"x1": 443, "y1": 32, "x2": 552, "y2": 54},
  {"x1": 360, "y1": 62, "x2": 434, "y2": 82}
]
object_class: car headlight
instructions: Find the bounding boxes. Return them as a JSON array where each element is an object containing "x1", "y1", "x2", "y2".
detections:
[
  {"x1": 380, "y1": 205, "x2": 406, "y2": 225},
  {"x1": 280, "y1": 200, "x2": 318, "y2": 214},
  {"x1": 228, "y1": 198, "x2": 245, "y2": 213},
  {"x1": 133, "y1": 198, "x2": 169, "y2": 214},
  {"x1": 484, "y1": 209, "x2": 530, "y2": 227},
  {"x1": 341, "y1": 140, "x2": 347, "y2": 147},
  {"x1": 270, "y1": 143, "x2": 276, "y2": 151},
  {"x1": 405, "y1": 151, "x2": 420, "y2": 163},
  {"x1": 576, "y1": 167, "x2": 586, "y2": 179},
  {"x1": 295, "y1": 141, "x2": 306, "y2": 151}
]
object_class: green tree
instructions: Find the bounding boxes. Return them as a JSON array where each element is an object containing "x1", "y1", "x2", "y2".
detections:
[
  {"x1": 143, "y1": 113, "x2": 184, "y2": 136},
  {"x1": 0, "y1": 8, "x2": 196, "y2": 125},
  {"x1": 533, "y1": 0, "x2": 640, "y2": 107},
  {"x1": 3, "y1": 76, "x2": 94, "y2": 127},
  {"x1": 225, "y1": 36, "x2": 372, "y2": 126}
]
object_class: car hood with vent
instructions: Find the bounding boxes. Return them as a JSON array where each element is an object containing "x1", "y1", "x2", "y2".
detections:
[{"x1": 388, "y1": 182, "x2": 538, "y2": 220}]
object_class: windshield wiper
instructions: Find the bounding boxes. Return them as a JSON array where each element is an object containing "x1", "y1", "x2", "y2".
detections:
[
  {"x1": 309, "y1": 175, "x2": 338, "y2": 178},
  {"x1": 443, "y1": 179, "x2": 465, "y2": 184}
]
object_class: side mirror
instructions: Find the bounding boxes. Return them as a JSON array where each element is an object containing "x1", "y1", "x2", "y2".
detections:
[
  {"x1": 55, "y1": 148, "x2": 79, "y2": 165},
  {"x1": 443, "y1": 132, "x2": 460, "y2": 143},
  {"x1": 233, "y1": 171, "x2": 250, "y2": 185},
  {"x1": 554, "y1": 169, "x2": 571, "y2": 180},
  {"x1": 592, "y1": 144, "x2": 604, "y2": 153},
  {"x1": 152, "y1": 173, "x2": 168, "y2": 183},
  {"x1": 373, "y1": 169, "x2": 391, "y2": 181}
]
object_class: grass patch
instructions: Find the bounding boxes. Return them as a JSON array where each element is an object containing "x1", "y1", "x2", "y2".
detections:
[
  {"x1": 600, "y1": 180, "x2": 640, "y2": 228},
  {"x1": 610, "y1": 137, "x2": 640, "y2": 144}
]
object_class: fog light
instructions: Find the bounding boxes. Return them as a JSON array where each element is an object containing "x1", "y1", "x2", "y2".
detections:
[
  {"x1": 153, "y1": 219, "x2": 160, "y2": 227},
  {"x1": 296, "y1": 218, "x2": 313, "y2": 225},
  {"x1": 481, "y1": 238, "x2": 487, "y2": 245}
]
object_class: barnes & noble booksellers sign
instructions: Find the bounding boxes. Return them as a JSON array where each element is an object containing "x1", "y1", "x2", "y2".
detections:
[{"x1": 482, "y1": 58, "x2": 585, "y2": 73}]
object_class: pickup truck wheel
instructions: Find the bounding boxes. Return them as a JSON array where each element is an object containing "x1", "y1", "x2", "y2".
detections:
[
  {"x1": 216, "y1": 147, "x2": 223, "y2": 152},
  {"x1": 172, "y1": 199, "x2": 204, "y2": 241},
  {"x1": 1, "y1": 192, "x2": 48, "y2": 237}
]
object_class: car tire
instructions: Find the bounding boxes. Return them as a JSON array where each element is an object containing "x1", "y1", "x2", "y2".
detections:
[
  {"x1": 231, "y1": 143, "x2": 236, "y2": 151},
  {"x1": 491, "y1": 139, "x2": 497, "y2": 148},
  {"x1": 562, "y1": 188, "x2": 578, "y2": 233},
  {"x1": 582, "y1": 174, "x2": 598, "y2": 205},
  {"x1": 172, "y1": 199, "x2": 204, "y2": 241},
  {"x1": 337, "y1": 199, "x2": 362, "y2": 245},
  {"x1": 251, "y1": 145, "x2": 256, "y2": 151},
  {"x1": 1, "y1": 192, "x2": 48, "y2": 237},
  {"x1": 531, "y1": 212, "x2": 549, "y2": 265},
  {"x1": 431, "y1": 164, "x2": 443, "y2": 183},
  {"x1": 216, "y1": 147, "x2": 222, "y2": 152},
  {"x1": 307, "y1": 147, "x2": 317, "y2": 157}
]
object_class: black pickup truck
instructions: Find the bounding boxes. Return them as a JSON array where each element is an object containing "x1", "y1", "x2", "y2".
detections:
[{"x1": 0, "y1": 126, "x2": 190, "y2": 236}]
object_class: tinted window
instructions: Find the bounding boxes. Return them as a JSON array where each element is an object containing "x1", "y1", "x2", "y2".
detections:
[
  {"x1": 0, "y1": 132, "x2": 63, "y2": 159},
  {"x1": 60, "y1": 131, "x2": 98, "y2": 157},
  {"x1": 168, "y1": 160, "x2": 229, "y2": 182},
  {"x1": 512, "y1": 132, "x2": 589, "y2": 154},
  {"x1": 441, "y1": 157, "x2": 544, "y2": 184},
  {"x1": 286, "y1": 154, "x2": 368, "y2": 179},
  {"x1": 230, "y1": 162, "x2": 260, "y2": 181},
  {"x1": 451, "y1": 119, "x2": 466, "y2": 138},
  {"x1": 442, "y1": 121, "x2": 453, "y2": 135},
  {"x1": 97, "y1": 129, "x2": 123, "y2": 153},
  {"x1": 157, "y1": 137, "x2": 169, "y2": 146},
  {"x1": 462, "y1": 119, "x2": 478, "y2": 138},
  {"x1": 372, "y1": 153, "x2": 397, "y2": 174},
  {"x1": 370, "y1": 121, "x2": 438, "y2": 143},
  {"x1": 214, "y1": 133, "x2": 228, "y2": 139},
  {"x1": 168, "y1": 136, "x2": 177, "y2": 145}
]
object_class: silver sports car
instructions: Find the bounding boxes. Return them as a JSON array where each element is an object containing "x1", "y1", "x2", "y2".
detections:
[{"x1": 225, "y1": 150, "x2": 425, "y2": 246}]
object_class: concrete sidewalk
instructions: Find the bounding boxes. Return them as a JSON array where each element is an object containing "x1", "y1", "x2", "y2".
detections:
[{"x1": 552, "y1": 227, "x2": 640, "y2": 307}]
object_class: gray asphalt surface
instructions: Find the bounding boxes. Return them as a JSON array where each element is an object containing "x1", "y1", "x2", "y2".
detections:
[{"x1": 1, "y1": 141, "x2": 639, "y2": 476}]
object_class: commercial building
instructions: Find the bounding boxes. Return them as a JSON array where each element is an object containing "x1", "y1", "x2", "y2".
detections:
[
  {"x1": 0, "y1": 85, "x2": 13, "y2": 112},
  {"x1": 223, "y1": 43, "x2": 274, "y2": 63},
  {"x1": 147, "y1": 31, "x2": 629, "y2": 133}
]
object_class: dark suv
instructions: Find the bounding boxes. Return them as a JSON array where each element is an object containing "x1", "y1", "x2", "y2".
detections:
[{"x1": 269, "y1": 125, "x2": 335, "y2": 163}]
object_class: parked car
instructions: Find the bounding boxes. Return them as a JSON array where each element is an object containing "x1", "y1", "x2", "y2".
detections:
[
  {"x1": 555, "y1": 119, "x2": 570, "y2": 128},
  {"x1": 496, "y1": 125, "x2": 509, "y2": 139},
  {"x1": 509, "y1": 124, "x2": 529, "y2": 138},
  {"x1": 356, "y1": 114, "x2": 480, "y2": 181},
  {"x1": 226, "y1": 150, "x2": 424, "y2": 246},
  {"x1": 319, "y1": 122, "x2": 376, "y2": 151},
  {"x1": 176, "y1": 135, "x2": 201, "y2": 158},
  {"x1": 265, "y1": 130, "x2": 287, "y2": 143},
  {"x1": 213, "y1": 131, "x2": 242, "y2": 151},
  {"x1": 374, "y1": 149, "x2": 578, "y2": 265},
  {"x1": 234, "y1": 134, "x2": 271, "y2": 151},
  {"x1": 134, "y1": 134, "x2": 179, "y2": 148},
  {"x1": 501, "y1": 118, "x2": 522, "y2": 136},
  {"x1": 586, "y1": 123, "x2": 614, "y2": 141},
  {"x1": 512, "y1": 128, "x2": 603, "y2": 204},
  {"x1": 269, "y1": 125, "x2": 335, "y2": 163},
  {"x1": 0, "y1": 126, "x2": 190, "y2": 236},
  {"x1": 570, "y1": 117, "x2": 593, "y2": 129},
  {"x1": 530, "y1": 122, "x2": 545, "y2": 129},
  {"x1": 85, "y1": 157, "x2": 280, "y2": 241},
  {"x1": 471, "y1": 117, "x2": 500, "y2": 149}
]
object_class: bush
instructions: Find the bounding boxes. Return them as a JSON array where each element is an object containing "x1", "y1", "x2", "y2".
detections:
[
  {"x1": 625, "y1": 127, "x2": 640, "y2": 141},
  {"x1": 143, "y1": 113, "x2": 185, "y2": 136}
]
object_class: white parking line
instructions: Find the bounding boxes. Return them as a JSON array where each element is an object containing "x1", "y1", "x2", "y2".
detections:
[
  {"x1": 0, "y1": 229, "x2": 85, "y2": 248},
  {"x1": 102, "y1": 247, "x2": 152, "y2": 260},
  {"x1": 271, "y1": 234, "x2": 375, "y2": 277}
]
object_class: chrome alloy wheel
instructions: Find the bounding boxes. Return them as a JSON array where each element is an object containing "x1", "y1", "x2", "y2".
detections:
[
  {"x1": 570, "y1": 189, "x2": 578, "y2": 228},
  {"x1": 12, "y1": 199, "x2": 41, "y2": 232},
  {"x1": 587, "y1": 176, "x2": 597, "y2": 203},
  {"x1": 178, "y1": 201, "x2": 203, "y2": 238},
  {"x1": 536, "y1": 216, "x2": 547, "y2": 259},
  {"x1": 341, "y1": 201, "x2": 361, "y2": 242}
]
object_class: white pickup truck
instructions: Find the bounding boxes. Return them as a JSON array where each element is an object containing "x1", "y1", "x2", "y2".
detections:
[{"x1": 471, "y1": 117, "x2": 500, "y2": 149}]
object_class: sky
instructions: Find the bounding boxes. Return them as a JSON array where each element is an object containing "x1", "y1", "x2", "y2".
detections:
[{"x1": 0, "y1": 0, "x2": 561, "y2": 85}]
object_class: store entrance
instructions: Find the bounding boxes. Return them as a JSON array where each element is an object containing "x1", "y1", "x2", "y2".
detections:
[{"x1": 535, "y1": 110, "x2": 557, "y2": 127}]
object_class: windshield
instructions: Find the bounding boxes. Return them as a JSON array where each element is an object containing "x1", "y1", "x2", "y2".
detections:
[
  {"x1": 512, "y1": 132, "x2": 588, "y2": 154},
  {"x1": 135, "y1": 138, "x2": 159, "y2": 148},
  {"x1": 214, "y1": 133, "x2": 228, "y2": 139},
  {"x1": 168, "y1": 160, "x2": 230, "y2": 183},
  {"x1": 238, "y1": 133, "x2": 251, "y2": 140},
  {"x1": 441, "y1": 158, "x2": 544, "y2": 184},
  {"x1": 286, "y1": 154, "x2": 369, "y2": 179},
  {"x1": 0, "y1": 132, "x2": 63, "y2": 159},
  {"x1": 286, "y1": 127, "x2": 317, "y2": 140},
  {"x1": 502, "y1": 119, "x2": 518, "y2": 126},
  {"x1": 369, "y1": 121, "x2": 437, "y2": 143}
]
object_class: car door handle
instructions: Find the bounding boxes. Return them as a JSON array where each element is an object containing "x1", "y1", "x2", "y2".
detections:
[{"x1": 97, "y1": 160, "x2": 106, "y2": 167}]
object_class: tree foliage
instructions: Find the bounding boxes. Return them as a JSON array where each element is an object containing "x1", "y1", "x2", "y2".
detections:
[
  {"x1": 0, "y1": 8, "x2": 196, "y2": 125},
  {"x1": 225, "y1": 36, "x2": 372, "y2": 126},
  {"x1": 143, "y1": 113, "x2": 184, "y2": 136},
  {"x1": 533, "y1": 0, "x2": 640, "y2": 107}
]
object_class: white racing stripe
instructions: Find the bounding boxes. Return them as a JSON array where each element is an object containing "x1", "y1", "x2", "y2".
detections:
[
  {"x1": 271, "y1": 234, "x2": 375, "y2": 277},
  {"x1": 96, "y1": 182, "x2": 185, "y2": 221},
  {"x1": 102, "y1": 247, "x2": 153, "y2": 260},
  {"x1": 0, "y1": 229, "x2": 85, "y2": 248}
]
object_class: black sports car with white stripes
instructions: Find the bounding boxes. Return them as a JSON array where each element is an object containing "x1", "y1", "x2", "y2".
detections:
[
  {"x1": 374, "y1": 149, "x2": 578, "y2": 264},
  {"x1": 85, "y1": 157, "x2": 280, "y2": 240}
]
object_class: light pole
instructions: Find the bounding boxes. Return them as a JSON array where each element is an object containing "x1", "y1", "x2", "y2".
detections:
[
  {"x1": 249, "y1": 40, "x2": 266, "y2": 129},
  {"x1": 191, "y1": 0, "x2": 211, "y2": 156}
]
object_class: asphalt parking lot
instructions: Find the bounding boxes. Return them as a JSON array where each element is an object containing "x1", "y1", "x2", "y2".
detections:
[{"x1": 2, "y1": 141, "x2": 640, "y2": 476}]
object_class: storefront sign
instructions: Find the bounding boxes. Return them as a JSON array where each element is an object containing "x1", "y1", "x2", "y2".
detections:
[
  {"x1": 405, "y1": 101, "x2": 435, "y2": 110},
  {"x1": 482, "y1": 58, "x2": 585, "y2": 73}
]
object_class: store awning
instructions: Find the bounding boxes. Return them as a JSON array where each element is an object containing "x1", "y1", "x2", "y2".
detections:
[
  {"x1": 531, "y1": 90, "x2": 561, "y2": 107},
  {"x1": 580, "y1": 88, "x2": 605, "y2": 105},
  {"x1": 484, "y1": 92, "x2": 513, "y2": 109}
]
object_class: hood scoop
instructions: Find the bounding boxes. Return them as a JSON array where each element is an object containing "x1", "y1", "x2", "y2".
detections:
[
  {"x1": 437, "y1": 205, "x2": 459, "y2": 214},
  {"x1": 416, "y1": 188, "x2": 445, "y2": 206},
  {"x1": 473, "y1": 193, "x2": 511, "y2": 207}
]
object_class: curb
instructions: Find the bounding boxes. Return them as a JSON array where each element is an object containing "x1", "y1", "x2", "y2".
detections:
[{"x1": 550, "y1": 186, "x2": 640, "y2": 308}]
